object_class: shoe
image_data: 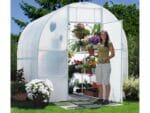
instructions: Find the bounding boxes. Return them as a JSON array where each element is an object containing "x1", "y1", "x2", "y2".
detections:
[
  {"x1": 93, "y1": 99, "x2": 103, "y2": 104},
  {"x1": 102, "y1": 100, "x2": 109, "y2": 105}
]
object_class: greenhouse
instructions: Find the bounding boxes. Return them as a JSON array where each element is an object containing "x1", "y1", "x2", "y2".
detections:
[{"x1": 17, "y1": 2, "x2": 128, "y2": 103}]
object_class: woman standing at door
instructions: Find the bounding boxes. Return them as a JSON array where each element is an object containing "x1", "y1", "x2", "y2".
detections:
[{"x1": 95, "y1": 31, "x2": 115, "y2": 105}]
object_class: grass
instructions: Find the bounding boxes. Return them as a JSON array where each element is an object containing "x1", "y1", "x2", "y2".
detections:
[{"x1": 11, "y1": 100, "x2": 139, "y2": 113}]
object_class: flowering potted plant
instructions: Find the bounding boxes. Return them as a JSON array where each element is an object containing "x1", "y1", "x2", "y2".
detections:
[
  {"x1": 25, "y1": 79, "x2": 54, "y2": 106},
  {"x1": 86, "y1": 44, "x2": 94, "y2": 55},
  {"x1": 83, "y1": 56, "x2": 97, "y2": 74},
  {"x1": 86, "y1": 35, "x2": 100, "y2": 55},
  {"x1": 88, "y1": 35, "x2": 100, "y2": 45}
]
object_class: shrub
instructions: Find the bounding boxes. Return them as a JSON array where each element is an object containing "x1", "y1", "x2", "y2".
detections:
[
  {"x1": 25, "y1": 79, "x2": 54, "y2": 103},
  {"x1": 11, "y1": 68, "x2": 26, "y2": 95},
  {"x1": 123, "y1": 77, "x2": 139, "y2": 100}
]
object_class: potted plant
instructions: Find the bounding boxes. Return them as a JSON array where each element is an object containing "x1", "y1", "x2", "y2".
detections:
[
  {"x1": 86, "y1": 44, "x2": 94, "y2": 55},
  {"x1": 72, "y1": 23, "x2": 90, "y2": 40},
  {"x1": 25, "y1": 79, "x2": 54, "y2": 106},
  {"x1": 86, "y1": 35, "x2": 100, "y2": 55},
  {"x1": 83, "y1": 55, "x2": 96, "y2": 74}
]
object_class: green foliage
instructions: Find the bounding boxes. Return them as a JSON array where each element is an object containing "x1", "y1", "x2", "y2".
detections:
[
  {"x1": 91, "y1": 24, "x2": 101, "y2": 35},
  {"x1": 11, "y1": 69, "x2": 26, "y2": 95},
  {"x1": 13, "y1": 0, "x2": 89, "y2": 30},
  {"x1": 123, "y1": 77, "x2": 139, "y2": 100},
  {"x1": 69, "y1": 41, "x2": 81, "y2": 52},
  {"x1": 128, "y1": 34, "x2": 139, "y2": 77},
  {"x1": 72, "y1": 24, "x2": 90, "y2": 39},
  {"x1": 104, "y1": 3, "x2": 139, "y2": 77},
  {"x1": 86, "y1": 43, "x2": 94, "y2": 49},
  {"x1": 11, "y1": 34, "x2": 19, "y2": 80},
  {"x1": 20, "y1": 1, "x2": 50, "y2": 21},
  {"x1": 12, "y1": 17, "x2": 28, "y2": 29}
]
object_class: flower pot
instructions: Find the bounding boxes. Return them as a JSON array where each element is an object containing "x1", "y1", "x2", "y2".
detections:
[
  {"x1": 84, "y1": 90, "x2": 94, "y2": 96},
  {"x1": 86, "y1": 68, "x2": 92, "y2": 74},
  {"x1": 12, "y1": 92, "x2": 27, "y2": 101},
  {"x1": 88, "y1": 48, "x2": 94, "y2": 55},
  {"x1": 84, "y1": 88, "x2": 98, "y2": 97}
]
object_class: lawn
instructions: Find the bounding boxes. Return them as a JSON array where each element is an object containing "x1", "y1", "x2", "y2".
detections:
[{"x1": 11, "y1": 100, "x2": 139, "y2": 113}]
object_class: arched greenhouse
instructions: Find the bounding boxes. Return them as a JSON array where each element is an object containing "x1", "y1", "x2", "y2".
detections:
[{"x1": 17, "y1": 2, "x2": 128, "y2": 102}]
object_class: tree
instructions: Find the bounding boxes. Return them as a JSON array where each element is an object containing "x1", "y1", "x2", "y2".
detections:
[
  {"x1": 104, "y1": 2, "x2": 139, "y2": 77},
  {"x1": 13, "y1": 0, "x2": 88, "y2": 30},
  {"x1": 11, "y1": 34, "x2": 19, "y2": 80}
]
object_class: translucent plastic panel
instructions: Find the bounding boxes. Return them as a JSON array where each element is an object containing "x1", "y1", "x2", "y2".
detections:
[
  {"x1": 69, "y1": 7, "x2": 76, "y2": 22},
  {"x1": 102, "y1": 8, "x2": 117, "y2": 23},
  {"x1": 69, "y1": 7, "x2": 102, "y2": 23},
  {"x1": 50, "y1": 77, "x2": 68, "y2": 102},
  {"x1": 18, "y1": 14, "x2": 51, "y2": 58},
  {"x1": 38, "y1": 51, "x2": 67, "y2": 77},
  {"x1": 17, "y1": 23, "x2": 35, "y2": 58},
  {"x1": 109, "y1": 50, "x2": 122, "y2": 102},
  {"x1": 39, "y1": 8, "x2": 67, "y2": 51},
  {"x1": 103, "y1": 21, "x2": 122, "y2": 49},
  {"x1": 94, "y1": 8, "x2": 102, "y2": 22},
  {"x1": 17, "y1": 14, "x2": 52, "y2": 81},
  {"x1": 121, "y1": 30, "x2": 128, "y2": 52},
  {"x1": 17, "y1": 59, "x2": 33, "y2": 81},
  {"x1": 122, "y1": 51, "x2": 128, "y2": 79}
]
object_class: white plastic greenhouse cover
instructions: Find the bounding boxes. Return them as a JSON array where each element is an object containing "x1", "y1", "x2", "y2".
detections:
[{"x1": 17, "y1": 2, "x2": 128, "y2": 102}]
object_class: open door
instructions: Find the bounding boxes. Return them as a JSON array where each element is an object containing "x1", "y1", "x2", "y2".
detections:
[{"x1": 102, "y1": 20, "x2": 123, "y2": 103}]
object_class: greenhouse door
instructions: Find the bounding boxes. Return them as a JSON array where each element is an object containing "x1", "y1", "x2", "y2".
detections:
[
  {"x1": 102, "y1": 20, "x2": 123, "y2": 103},
  {"x1": 67, "y1": 6, "x2": 103, "y2": 97}
]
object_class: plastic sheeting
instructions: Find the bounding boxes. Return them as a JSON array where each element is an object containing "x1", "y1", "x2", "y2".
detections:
[{"x1": 17, "y1": 2, "x2": 128, "y2": 102}]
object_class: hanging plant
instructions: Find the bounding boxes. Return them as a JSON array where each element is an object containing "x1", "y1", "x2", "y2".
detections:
[{"x1": 72, "y1": 23, "x2": 90, "y2": 40}]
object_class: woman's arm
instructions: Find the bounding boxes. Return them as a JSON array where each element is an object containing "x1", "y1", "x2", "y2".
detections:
[
  {"x1": 103, "y1": 43, "x2": 115, "y2": 62},
  {"x1": 108, "y1": 43, "x2": 115, "y2": 59}
]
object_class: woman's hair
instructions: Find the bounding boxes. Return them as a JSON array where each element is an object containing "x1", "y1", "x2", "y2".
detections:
[{"x1": 100, "y1": 31, "x2": 109, "y2": 47}]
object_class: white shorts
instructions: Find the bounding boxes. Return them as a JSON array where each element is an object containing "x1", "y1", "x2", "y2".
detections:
[{"x1": 95, "y1": 63, "x2": 111, "y2": 85}]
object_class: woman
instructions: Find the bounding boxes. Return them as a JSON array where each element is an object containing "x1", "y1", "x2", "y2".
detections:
[{"x1": 95, "y1": 31, "x2": 115, "y2": 105}]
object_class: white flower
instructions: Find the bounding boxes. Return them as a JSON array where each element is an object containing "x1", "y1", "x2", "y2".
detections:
[
  {"x1": 27, "y1": 93, "x2": 33, "y2": 100},
  {"x1": 43, "y1": 99, "x2": 48, "y2": 103},
  {"x1": 25, "y1": 79, "x2": 54, "y2": 102},
  {"x1": 32, "y1": 88, "x2": 37, "y2": 93}
]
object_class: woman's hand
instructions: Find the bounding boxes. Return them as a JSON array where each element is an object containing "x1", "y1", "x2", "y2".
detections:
[{"x1": 102, "y1": 57, "x2": 109, "y2": 62}]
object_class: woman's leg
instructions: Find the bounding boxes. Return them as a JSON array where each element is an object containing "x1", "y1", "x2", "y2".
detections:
[
  {"x1": 105, "y1": 84, "x2": 110, "y2": 100},
  {"x1": 98, "y1": 84, "x2": 103, "y2": 99},
  {"x1": 103, "y1": 63, "x2": 111, "y2": 103}
]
